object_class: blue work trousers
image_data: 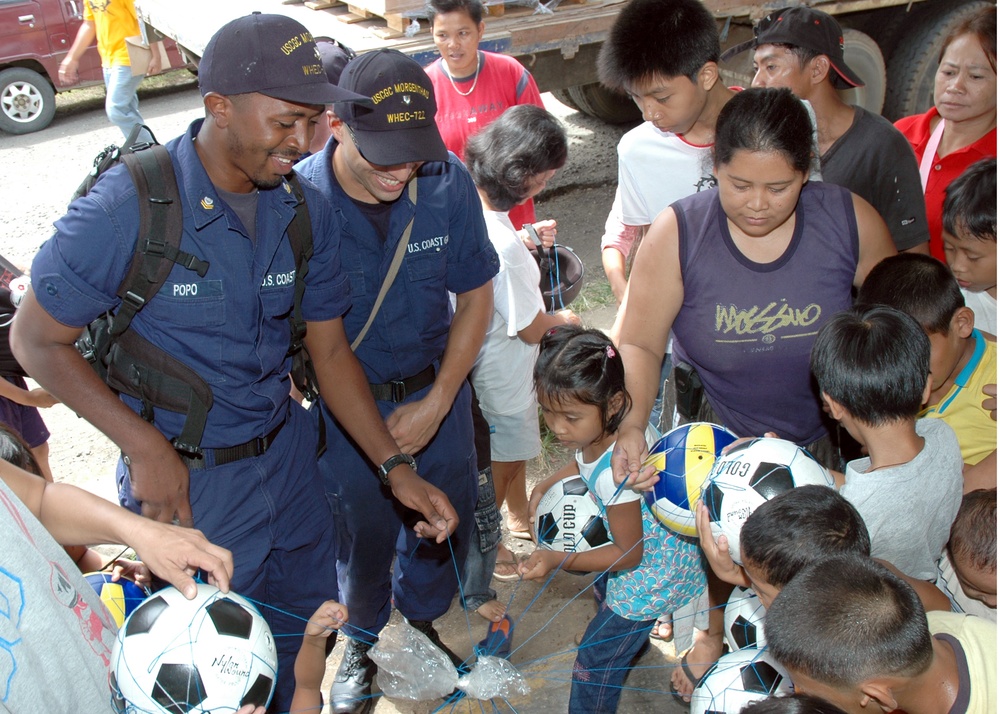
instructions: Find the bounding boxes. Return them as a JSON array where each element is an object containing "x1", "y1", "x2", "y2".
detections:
[
  {"x1": 319, "y1": 380, "x2": 477, "y2": 643},
  {"x1": 117, "y1": 403, "x2": 338, "y2": 713}
]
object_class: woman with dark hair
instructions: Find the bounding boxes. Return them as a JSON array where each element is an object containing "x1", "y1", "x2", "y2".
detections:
[
  {"x1": 615, "y1": 87, "x2": 894, "y2": 468},
  {"x1": 612, "y1": 87, "x2": 895, "y2": 689},
  {"x1": 895, "y1": 7, "x2": 997, "y2": 261},
  {"x1": 464, "y1": 104, "x2": 580, "y2": 584}
]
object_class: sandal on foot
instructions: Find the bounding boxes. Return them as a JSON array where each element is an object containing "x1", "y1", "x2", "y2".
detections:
[
  {"x1": 492, "y1": 560, "x2": 520, "y2": 582},
  {"x1": 649, "y1": 614, "x2": 673, "y2": 642}
]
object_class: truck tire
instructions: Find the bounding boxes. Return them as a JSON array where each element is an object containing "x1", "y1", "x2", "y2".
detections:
[
  {"x1": 839, "y1": 29, "x2": 886, "y2": 115},
  {"x1": 550, "y1": 88, "x2": 580, "y2": 112},
  {"x1": 0, "y1": 67, "x2": 57, "y2": 135},
  {"x1": 882, "y1": 0, "x2": 993, "y2": 121},
  {"x1": 566, "y1": 82, "x2": 641, "y2": 124}
]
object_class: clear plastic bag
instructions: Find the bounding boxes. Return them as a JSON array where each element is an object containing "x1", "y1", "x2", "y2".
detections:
[{"x1": 370, "y1": 623, "x2": 530, "y2": 702}]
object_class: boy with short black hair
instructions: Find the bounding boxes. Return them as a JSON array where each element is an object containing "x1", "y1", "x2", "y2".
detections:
[
  {"x1": 941, "y1": 157, "x2": 997, "y2": 336},
  {"x1": 810, "y1": 305, "x2": 964, "y2": 581},
  {"x1": 858, "y1": 254, "x2": 997, "y2": 491},
  {"x1": 765, "y1": 554, "x2": 997, "y2": 714},
  {"x1": 940, "y1": 488, "x2": 997, "y2": 620},
  {"x1": 698, "y1": 485, "x2": 952, "y2": 612}
]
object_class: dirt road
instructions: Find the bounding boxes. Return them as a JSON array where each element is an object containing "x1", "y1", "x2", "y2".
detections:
[{"x1": 0, "y1": 76, "x2": 691, "y2": 713}]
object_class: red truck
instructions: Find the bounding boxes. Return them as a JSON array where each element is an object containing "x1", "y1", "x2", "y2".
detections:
[{"x1": 0, "y1": 0, "x2": 184, "y2": 135}]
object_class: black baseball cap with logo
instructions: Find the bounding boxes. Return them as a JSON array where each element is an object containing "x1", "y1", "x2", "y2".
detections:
[
  {"x1": 199, "y1": 13, "x2": 368, "y2": 105},
  {"x1": 721, "y1": 6, "x2": 864, "y2": 90},
  {"x1": 334, "y1": 49, "x2": 448, "y2": 166}
]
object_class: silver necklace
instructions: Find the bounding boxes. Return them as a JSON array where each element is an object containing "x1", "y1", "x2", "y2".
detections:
[{"x1": 444, "y1": 52, "x2": 481, "y2": 97}]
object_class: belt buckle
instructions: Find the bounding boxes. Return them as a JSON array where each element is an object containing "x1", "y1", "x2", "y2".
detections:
[
  {"x1": 390, "y1": 380, "x2": 406, "y2": 403},
  {"x1": 254, "y1": 435, "x2": 267, "y2": 455}
]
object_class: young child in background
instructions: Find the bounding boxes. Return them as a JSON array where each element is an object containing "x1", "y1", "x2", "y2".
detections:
[
  {"x1": 942, "y1": 157, "x2": 997, "y2": 336},
  {"x1": 518, "y1": 325, "x2": 705, "y2": 714},
  {"x1": 290, "y1": 599, "x2": 349, "y2": 714},
  {"x1": 858, "y1": 254, "x2": 997, "y2": 491},
  {"x1": 939, "y1": 488, "x2": 997, "y2": 621},
  {"x1": 765, "y1": 555, "x2": 997, "y2": 714},
  {"x1": 810, "y1": 306, "x2": 963, "y2": 581}
]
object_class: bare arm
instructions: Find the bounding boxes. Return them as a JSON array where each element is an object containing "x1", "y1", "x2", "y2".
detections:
[
  {"x1": 58, "y1": 20, "x2": 96, "y2": 85},
  {"x1": 851, "y1": 194, "x2": 898, "y2": 288},
  {"x1": 0, "y1": 459, "x2": 232, "y2": 597},
  {"x1": 386, "y1": 282, "x2": 492, "y2": 454},
  {"x1": 10, "y1": 290, "x2": 193, "y2": 526},
  {"x1": 610, "y1": 208, "x2": 684, "y2": 486},
  {"x1": 602, "y1": 248, "x2": 629, "y2": 305},
  {"x1": 291, "y1": 600, "x2": 348, "y2": 713},
  {"x1": 517, "y1": 307, "x2": 580, "y2": 345},
  {"x1": 963, "y1": 450, "x2": 997, "y2": 492},
  {"x1": 303, "y1": 317, "x2": 458, "y2": 540},
  {"x1": 519, "y1": 500, "x2": 644, "y2": 580},
  {"x1": 0, "y1": 376, "x2": 57, "y2": 408}
]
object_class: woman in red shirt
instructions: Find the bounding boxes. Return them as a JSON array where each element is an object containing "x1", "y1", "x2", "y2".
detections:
[{"x1": 895, "y1": 8, "x2": 996, "y2": 261}]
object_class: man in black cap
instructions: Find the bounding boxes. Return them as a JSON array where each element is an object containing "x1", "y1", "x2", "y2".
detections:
[
  {"x1": 296, "y1": 48, "x2": 499, "y2": 714},
  {"x1": 723, "y1": 5, "x2": 929, "y2": 254},
  {"x1": 12, "y1": 14, "x2": 459, "y2": 711}
]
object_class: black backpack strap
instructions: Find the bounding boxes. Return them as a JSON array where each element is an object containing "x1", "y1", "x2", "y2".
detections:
[
  {"x1": 111, "y1": 146, "x2": 208, "y2": 341},
  {"x1": 285, "y1": 173, "x2": 313, "y2": 358}
]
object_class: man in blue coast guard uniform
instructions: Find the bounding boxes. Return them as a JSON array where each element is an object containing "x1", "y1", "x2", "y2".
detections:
[
  {"x1": 12, "y1": 15, "x2": 459, "y2": 712},
  {"x1": 296, "y1": 49, "x2": 499, "y2": 714}
]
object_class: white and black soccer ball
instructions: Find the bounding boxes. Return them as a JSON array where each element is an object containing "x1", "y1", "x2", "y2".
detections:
[
  {"x1": 701, "y1": 437, "x2": 834, "y2": 564},
  {"x1": 535, "y1": 475, "x2": 610, "y2": 552},
  {"x1": 111, "y1": 584, "x2": 278, "y2": 714},
  {"x1": 689, "y1": 648, "x2": 794, "y2": 714},
  {"x1": 723, "y1": 587, "x2": 767, "y2": 652}
]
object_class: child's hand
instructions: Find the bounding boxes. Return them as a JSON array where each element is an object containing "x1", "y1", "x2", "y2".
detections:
[
  {"x1": 304, "y1": 600, "x2": 348, "y2": 639},
  {"x1": 533, "y1": 219, "x2": 558, "y2": 248},
  {"x1": 110, "y1": 558, "x2": 152, "y2": 589},
  {"x1": 555, "y1": 308, "x2": 581, "y2": 327},
  {"x1": 26, "y1": 387, "x2": 58, "y2": 408},
  {"x1": 695, "y1": 501, "x2": 748, "y2": 587},
  {"x1": 983, "y1": 383, "x2": 996, "y2": 421},
  {"x1": 612, "y1": 424, "x2": 657, "y2": 492},
  {"x1": 517, "y1": 549, "x2": 563, "y2": 581}
]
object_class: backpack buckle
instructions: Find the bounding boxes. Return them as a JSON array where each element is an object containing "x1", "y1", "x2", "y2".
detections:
[{"x1": 172, "y1": 438, "x2": 204, "y2": 459}]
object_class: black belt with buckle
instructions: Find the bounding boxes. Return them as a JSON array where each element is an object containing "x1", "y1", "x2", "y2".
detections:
[
  {"x1": 370, "y1": 364, "x2": 436, "y2": 403},
  {"x1": 181, "y1": 418, "x2": 286, "y2": 470}
]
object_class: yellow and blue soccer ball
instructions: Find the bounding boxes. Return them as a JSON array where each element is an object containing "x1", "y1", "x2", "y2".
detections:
[
  {"x1": 642, "y1": 422, "x2": 739, "y2": 537},
  {"x1": 84, "y1": 572, "x2": 149, "y2": 628}
]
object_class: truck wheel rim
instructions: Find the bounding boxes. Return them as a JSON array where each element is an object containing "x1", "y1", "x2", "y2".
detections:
[{"x1": 1, "y1": 81, "x2": 44, "y2": 123}]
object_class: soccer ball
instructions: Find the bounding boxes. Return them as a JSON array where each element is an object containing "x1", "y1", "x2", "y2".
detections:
[
  {"x1": 701, "y1": 437, "x2": 834, "y2": 564},
  {"x1": 689, "y1": 648, "x2": 794, "y2": 714},
  {"x1": 535, "y1": 475, "x2": 610, "y2": 552},
  {"x1": 723, "y1": 587, "x2": 767, "y2": 652},
  {"x1": 111, "y1": 584, "x2": 278, "y2": 713},
  {"x1": 642, "y1": 422, "x2": 739, "y2": 537},
  {"x1": 84, "y1": 572, "x2": 149, "y2": 629}
]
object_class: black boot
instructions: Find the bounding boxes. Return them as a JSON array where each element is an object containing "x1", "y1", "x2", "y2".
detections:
[
  {"x1": 406, "y1": 618, "x2": 466, "y2": 670},
  {"x1": 329, "y1": 638, "x2": 378, "y2": 714}
]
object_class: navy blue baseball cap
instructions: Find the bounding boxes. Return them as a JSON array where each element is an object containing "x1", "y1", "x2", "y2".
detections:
[
  {"x1": 199, "y1": 13, "x2": 368, "y2": 105},
  {"x1": 334, "y1": 49, "x2": 448, "y2": 165}
]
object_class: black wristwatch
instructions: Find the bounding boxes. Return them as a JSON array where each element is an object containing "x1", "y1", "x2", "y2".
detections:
[{"x1": 377, "y1": 453, "x2": 417, "y2": 486}]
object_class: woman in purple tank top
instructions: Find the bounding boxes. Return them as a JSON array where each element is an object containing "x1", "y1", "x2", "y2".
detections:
[
  {"x1": 613, "y1": 87, "x2": 895, "y2": 477},
  {"x1": 610, "y1": 86, "x2": 897, "y2": 700}
]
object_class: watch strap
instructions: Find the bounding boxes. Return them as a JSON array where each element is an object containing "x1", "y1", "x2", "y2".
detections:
[{"x1": 377, "y1": 453, "x2": 416, "y2": 485}]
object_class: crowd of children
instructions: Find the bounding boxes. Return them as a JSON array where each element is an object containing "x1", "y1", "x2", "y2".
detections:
[{"x1": 1, "y1": 0, "x2": 995, "y2": 712}]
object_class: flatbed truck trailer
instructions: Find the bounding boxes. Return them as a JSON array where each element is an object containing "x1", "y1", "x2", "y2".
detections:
[{"x1": 137, "y1": 0, "x2": 993, "y2": 121}]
